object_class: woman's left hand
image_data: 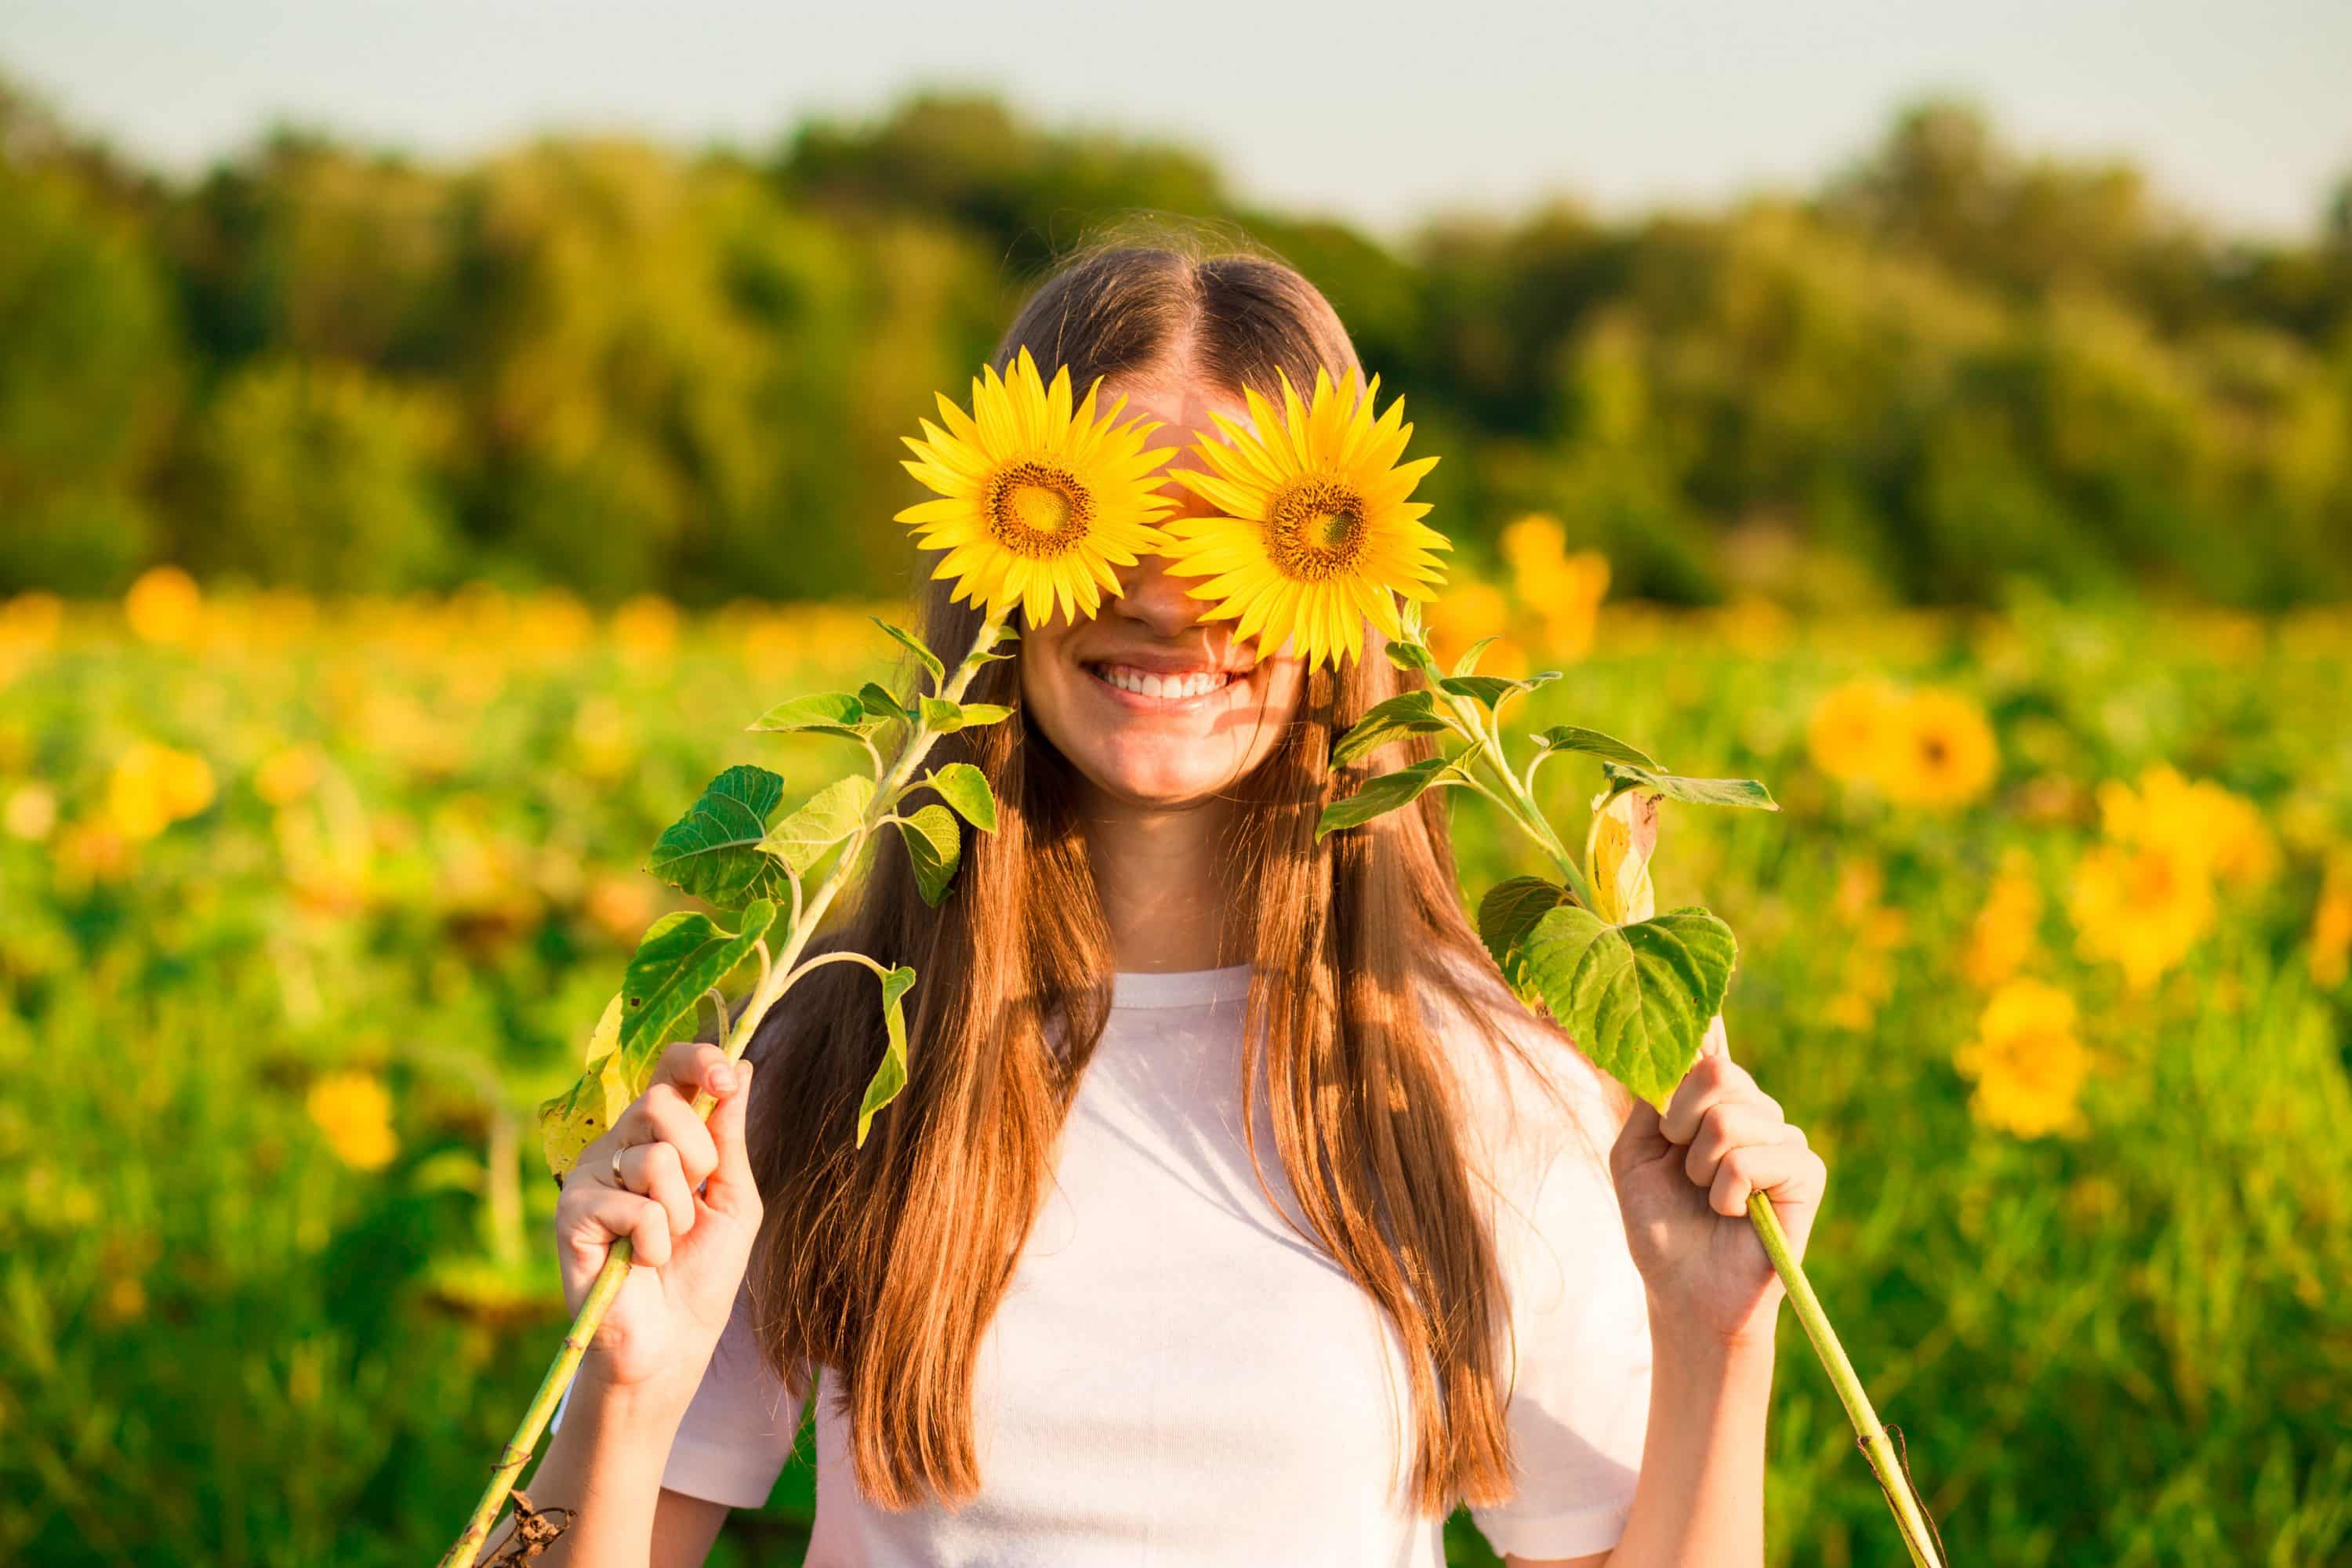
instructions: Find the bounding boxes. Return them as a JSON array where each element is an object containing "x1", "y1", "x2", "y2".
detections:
[{"x1": 1610, "y1": 1015, "x2": 1827, "y2": 1350}]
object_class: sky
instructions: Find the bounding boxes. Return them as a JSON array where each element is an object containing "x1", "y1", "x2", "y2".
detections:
[{"x1": 5, "y1": 0, "x2": 2349, "y2": 241}]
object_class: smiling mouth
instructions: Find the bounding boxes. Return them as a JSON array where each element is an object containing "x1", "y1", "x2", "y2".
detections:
[{"x1": 1083, "y1": 662, "x2": 1239, "y2": 702}]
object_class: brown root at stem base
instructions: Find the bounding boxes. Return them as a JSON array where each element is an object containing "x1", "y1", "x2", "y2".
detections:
[
  {"x1": 1862, "y1": 1425, "x2": 1949, "y2": 1566},
  {"x1": 488, "y1": 1491, "x2": 575, "y2": 1565}
]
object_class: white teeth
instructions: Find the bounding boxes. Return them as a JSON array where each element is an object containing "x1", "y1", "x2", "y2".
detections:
[{"x1": 1097, "y1": 665, "x2": 1230, "y2": 699}]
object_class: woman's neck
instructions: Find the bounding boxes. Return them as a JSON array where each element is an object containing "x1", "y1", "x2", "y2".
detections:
[{"x1": 1076, "y1": 789, "x2": 1244, "y2": 975}]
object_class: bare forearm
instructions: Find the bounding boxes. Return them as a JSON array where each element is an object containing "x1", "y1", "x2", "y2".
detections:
[
  {"x1": 470, "y1": 1373, "x2": 692, "y2": 1567},
  {"x1": 1606, "y1": 1314, "x2": 1775, "y2": 1568}
]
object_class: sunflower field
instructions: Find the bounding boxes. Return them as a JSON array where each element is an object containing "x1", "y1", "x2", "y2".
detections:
[{"x1": 4, "y1": 553, "x2": 2350, "y2": 1567}]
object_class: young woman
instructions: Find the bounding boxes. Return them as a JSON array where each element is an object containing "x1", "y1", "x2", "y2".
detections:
[{"x1": 505, "y1": 246, "x2": 1827, "y2": 1567}]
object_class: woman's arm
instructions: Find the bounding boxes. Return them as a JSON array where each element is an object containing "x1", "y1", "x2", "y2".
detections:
[{"x1": 1510, "y1": 1019, "x2": 1825, "y2": 1568}]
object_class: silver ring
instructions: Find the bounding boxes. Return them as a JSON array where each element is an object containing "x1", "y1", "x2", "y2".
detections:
[{"x1": 609, "y1": 1145, "x2": 626, "y2": 1188}]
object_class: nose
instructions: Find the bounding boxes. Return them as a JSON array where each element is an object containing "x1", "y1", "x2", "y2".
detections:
[{"x1": 1105, "y1": 550, "x2": 1212, "y2": 642}]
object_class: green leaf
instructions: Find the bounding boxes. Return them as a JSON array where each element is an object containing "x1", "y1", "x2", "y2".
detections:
[
  {"x1": 923, "y1": 762, "x2": 998, "y2": 833},
  {"x1": 919, "y1": 697, "x2": 1014, "y2": 732},
  {"x1": 618, "y1": 900, "x2": 777, "y2": 1064},
  {"x1": 1451, "y1": 635, "x2": 1501, "y2": 677},
  {"x1": 1385, "y1": 637, "x2": 1436, "y2": 674},
  {"x1": 760, "y1": 775, "x2": 877, "y2": 877},
  {"x1": 1599, "y1": 762, "x2": 1779, "y2": 811},
  {"x1": 749, "y1": 691, "x2": 883, "y2": 742},
  {"x1": 1437, "y1": 673, "x2": 1523, "y2": 711},
  {"x1": 969, "y1": 622, "x2": 1021, "y2": 663},
  {"x1": 895, "y1": 804, "x2": 963, "y2": 905},
  {"x1": 855, "y1": 965, "x2": 918, "y2": 1146},
  {"x1": 1476, "y1": 876, "x2": 1571, "y2": 998},
  {"x1": 536, "y1": 994, "x2": 630, "y2": 1180},
  {"x1": 645, "y1": 765, "x2": 788, "y2": 909},
  {"x1": 1316, "y1": 755, "x2": 1465, "y2": 839},
  {"x1": 1518, "y1": 905, "x2": 1737, "y2": 1110},
  {"x1": 1530, "y1": 727, "x2": 1661, "y2": 771},
  {"x1": 856, "y1": 681, "x2": 910, "y2": 726},
  {"x1": 871, "y1": 616, "x2": 945, "y2": 687},
  {"x1": 1331, "y1": 690, "x2": 1453, "y2": 766}
]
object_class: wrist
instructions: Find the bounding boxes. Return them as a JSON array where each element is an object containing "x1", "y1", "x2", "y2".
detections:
[
  {"x1": 1646, "y1": 1298, "x2": 1780, "y2": 1382},
  {"x1": 573, "y1": 1356, "x2": 702, "y2": 1439}
]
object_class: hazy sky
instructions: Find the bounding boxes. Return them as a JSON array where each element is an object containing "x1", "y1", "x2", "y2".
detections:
[{"x1": 6, "y1": 1, "x2": 2348, "y2": 239}]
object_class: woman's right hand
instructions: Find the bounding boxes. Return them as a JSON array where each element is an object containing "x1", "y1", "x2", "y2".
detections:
[{"x1": 554, "y1": 1041, "x2": 762, "y2": 1393}]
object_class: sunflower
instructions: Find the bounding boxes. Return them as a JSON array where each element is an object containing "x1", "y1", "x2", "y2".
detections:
[
  {"x1": 895, "y1": 349, "x2": 1177, "y2": 628},
  {"x1": 1162, "y1": 368, "x2": 1449, "y2": 670}
]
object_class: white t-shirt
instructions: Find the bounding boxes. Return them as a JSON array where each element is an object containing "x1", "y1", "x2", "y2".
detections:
[{"x1": 571, "y1": 960, "x2": 1651, "y2": 1564}]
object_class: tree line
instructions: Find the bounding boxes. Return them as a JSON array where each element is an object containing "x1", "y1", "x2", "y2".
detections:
[{"x1": 3, "y1": 77, "x2": 2348, "y2": 608}]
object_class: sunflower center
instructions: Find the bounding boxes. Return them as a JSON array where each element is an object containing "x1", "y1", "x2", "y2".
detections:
[
  {"x1": 1267, "y1": 479, "x2": 1368, "y2": 581},
  {"x1": 985, "y1": 462, "x2": 1092, "y2": 557}
]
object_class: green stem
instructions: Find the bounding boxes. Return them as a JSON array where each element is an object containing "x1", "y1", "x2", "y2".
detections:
[
  {"x1": 1748, "y1": 1192, "x2": 1944, "y2": 1568},
  {"x1": 437, "y1": 614, "x2": 1007, "y2": 1568}
]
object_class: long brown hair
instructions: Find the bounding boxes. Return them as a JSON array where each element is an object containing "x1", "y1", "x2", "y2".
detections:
[{"x1": 746, "y1": 241, "x2": 1565, "y2": 1515}]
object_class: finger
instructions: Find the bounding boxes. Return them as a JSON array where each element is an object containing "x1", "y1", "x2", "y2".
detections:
[
  {"x1": 703, "y1": 1058, "x2": 760, "y2": 1220},
  {"x1": 1708, "y1": 1138, "x2": 1824, "y2": 1219},
  {"x1": 559, "y1": 1187, "x2": 674, "y2": 1270},
  {"x1": 617, "y1": 1141, "x2": 696, "y2": 1240},
  {"x1": 653, "y1": 1040, "x2": 737, "y2": 1101},
  {"x1": 1699, "y1": 1013, "x2": 1731, "y2": 1061},
  {"x1": 1661, "y1": 1052, "x2": 1767, "y2": 1145},
  {"x1": 633, "y1": 1087, "x2": 721, "y2": 1190},
  {"x1": 1683, "y1": 1100, "x2": 1801, "y2": 1189}
]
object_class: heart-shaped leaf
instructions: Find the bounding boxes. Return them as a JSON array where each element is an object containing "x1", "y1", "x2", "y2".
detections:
[
  {"x1": 760, "y1": 775, "x2": 876, "y2": 876},
  {"x1": 896, "y1": 804, "x2": 962, "y2": 905},
  {"x1": 1476, "y1": 876, "x2": 1571, "y2": 998},
  {"x1": 1599, "y1": 761, "x2": 1778, "y2": 811},
  {"x1": 1316, "y1": 754, "x2": 1466, "y2": 839},
  {"x1": 645, "y1": 765, "x2": 787, "y2": 909},
  {"x1": 619, "y1": 899, "x2": 777, "y2": 1063},
  {"x1": 1517, "y1": 904, "x2": 1737, "y2": 1110},
  {"x1": 923, "y1": 762, "x2": 998, "y2": 833},
  {"x1": 855, "y1": 964, "x2": 918, "y2": 1146},
  {"x1": 871, "y1": 616, "x2": 946, "y2": 687},
  {"x1": 1331, "y1": 690, "x2": 1453, "y2": 766}
]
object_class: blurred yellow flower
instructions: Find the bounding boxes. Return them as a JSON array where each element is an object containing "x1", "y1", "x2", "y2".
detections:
[
  {"x1": 1806, "y1": 677, "x2": 1903, "y2": 784},
  {"x1": 1499, "y1": 513, "x2": 1610, "y2": 659},
  {"x1": 255, "y1": 747, "x2": 321, "y2": 808},
  {"x1": 125, "y1": 566, "x2": 204, "y2": 645},
  {"x1": 1428, "y1": 578, "x2": 1523, "y2": 675},
  {"x1": 307, "y1": 1070, "x2": 399, "y2": 1171},
  {"x1": 1956, "y1": 978, "x2": 2090, "y2": 1138},
  {"x1": 2313, "y1": 860, "x2": 2352, "y2": 989},
  {"x1": 1882, "y1": 688, "x2": 1998, "y2": 809},
  {"x1": 1962, "y1": 850, "x2": 2043, "y2": 989},
  {"x1": 107, "y1": 742, "x2": 217, "y2": 840},
  {"x1": 4, "y1": 782, "x2": 58, "y2": 842},
  {"x1": 2070, "y1": 765, "x2": 2270, "y2": 989},
  {"x1": 611, "y1": 593, "x2": 680, "y2": 663},
  {"x1": 2, "y1": 590, "x2": 64, "y2": 649}
]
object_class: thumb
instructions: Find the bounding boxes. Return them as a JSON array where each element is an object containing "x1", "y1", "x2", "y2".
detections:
[
  {"x1": 702, "y1": 1058, "x2": 760, "y2": 1219},
  {"x1": 1610, "y1": 1093, "x2": 1671, "y2": 1178},
  {"x1": 1700, "y1": 1012, "x2": 1731, "y2": 1063}
]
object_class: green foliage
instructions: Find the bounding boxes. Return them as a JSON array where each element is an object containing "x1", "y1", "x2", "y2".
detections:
[
  {"x1": 1599, "y1": 761, "x2": 1780, "y2": 811},
  {"x1": 1529, "y1": 726, "x2": 1661, "y2": 771},
  {"x1": 917, "y1": 696, "x2": 1012, "y2": 731},
  {"x1": 750, "y1": 693, "x2": 887, "y2": 744},
  {"x1": 644, "y1": 765, "x2": 790, "y2": 909},
  {"x1": 617, "y1": 902, "x2": 775, "y2": 1061},
  {"x1": 1475, "y1": 875, "x2": 1571, "y2": 998},
  {"x1": 1331, "y1": 690, "x2": 1455, "y2": 765},
  {"x1": 758, "y1": 775, "x2": 875, "y2": 877},
  {"x1": 855, "y1": 965, "x2": 918, "y2": 1146},
  {"x1": 1316, "y1": 754, "x2": 1469, "y2": 837},
  {"x1": 1517, "y1": 906, "x2": 1739, "y2": 1111},
  {"x1": 895, "y1": 804, "x2": 962, "y2": 906},
  {"x1": 922, "y1": 762, "x2": 997, "y2": 832},
  {"x1": 871, "y1": 617, "x2": 944, "y2": 687}
]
